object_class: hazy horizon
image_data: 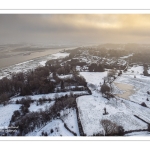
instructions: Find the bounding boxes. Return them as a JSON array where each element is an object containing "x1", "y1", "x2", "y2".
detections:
[{"x1": 1, "y1": 14, "x2": 150, "y2": 46}]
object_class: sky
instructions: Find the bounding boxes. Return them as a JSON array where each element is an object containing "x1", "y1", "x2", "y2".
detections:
[{"x1": 1, "y1": 14, "x2": 150, "y2": 45}]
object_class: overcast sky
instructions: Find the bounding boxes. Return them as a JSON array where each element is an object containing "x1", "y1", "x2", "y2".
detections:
[{"x1": 1, "y1": 14, "x2": 150, "y2": 45}]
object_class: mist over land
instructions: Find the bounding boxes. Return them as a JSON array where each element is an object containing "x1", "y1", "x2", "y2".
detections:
[
  {"x1": 0, "y1": 42, "x2": 150, "y2": 69},
  {"x1": 0, "y1": 43, "x2": 79, "y2": 68},
  {"x1": 1, "y1": 14, "x2": 150, "y2": 68}
]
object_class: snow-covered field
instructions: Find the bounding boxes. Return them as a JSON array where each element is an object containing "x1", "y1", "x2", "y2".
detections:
[
  {"x1": 27, "y1": 119, "x2": 74, "y2": 136},
  {"x1": 122, "y1": 98, "x2": 150, "y2": 123},
  {"x1": 114, "y1": 65, "x2": 150, "y2": 108},
  {"x1": 60, "y1": 108, "x2": 80, "y2": 136},
  {"x1": 1, "y1": 49, "x2": 150, "y2": 137},
  {"x1": 0, "y1": 104, "x2": 21, "y2": 127},
  {"x1": 77, "y1": 69, "x2": 150, "y2": 135},
  {"x1": 80, "y1": 72, "x2": 107, "y2": 87},
  {"x1": 76, "y1": 95, "x2": 148, "y2": 136},
  {"x1": 27, "y1": 108, "x2": 79, "y2": 136},
  {"x1": 128, "y1": 65, "x2": 143, "y2": 74},
  {"x1": 29, "y1": 101, "x2": 55, "y2": 112}
]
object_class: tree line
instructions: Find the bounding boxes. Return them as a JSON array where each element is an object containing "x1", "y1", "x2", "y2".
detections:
[{"x1": 0, "y1": 55, "x2": 89, "y2": 105}]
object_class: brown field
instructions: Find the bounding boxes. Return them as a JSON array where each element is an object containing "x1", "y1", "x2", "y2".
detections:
[{"x1": 114, "y1": 82, "x2": 135, "y2": 100}]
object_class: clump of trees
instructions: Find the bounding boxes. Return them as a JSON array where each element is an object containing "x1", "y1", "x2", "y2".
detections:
[
  {"x1": 89, "y1": 63, "x2": 104, "y2": 72},
  {"x1": 0, "y1": 66, "x2": 56, "y2": 103},
  {"x1": 10, "y1": 110, "x2": 21, "y2": 123},
  {"x1": 41, "y1": 131, "x2": 48, "y2": 136},
  {"x1": 132, "y1": 52, "x2": 150, "y2": 64},
  {"x1": 0, "y1": 62, "x2": 90, "y2": 104},
  {"x1": 0, "y1": 93, "x2": 9, "y2": 105},
  {"x1": 118, "y1": 70, "x2": 122, "y2": 76},
  {"x1": 8, "y1": 93, "x2": 85, "y2": 136},
  {"x1": 141, "y1": 102, "x2": 147, "y2": 107},
  {"x1": 143, "y1": 64, "x2": 149, "y2": 76},
  {"x1": 105, "y1": 69, "x2": 117, "y2": 92},
  {"x1": 100, "y1": 119, "x2": 124, "y2": 136},
  {"x1": 101, "y1": 82, "x2": 110, "y2": 95}
]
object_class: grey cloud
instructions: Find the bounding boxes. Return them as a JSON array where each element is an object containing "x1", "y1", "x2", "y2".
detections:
[{"x1": 0, "y1": 14, "x2": 150, "y2": 45}]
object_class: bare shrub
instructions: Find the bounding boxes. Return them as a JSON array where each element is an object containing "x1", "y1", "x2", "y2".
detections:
[{"x1": 100, "y1": 119, "x2": 124, "y2": 136}]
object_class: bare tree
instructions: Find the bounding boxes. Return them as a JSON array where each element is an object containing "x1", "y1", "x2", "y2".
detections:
[
  {"x1": 105, "y1": 69, "x2": 117, "y2": 92},
  {"x1": 100, "y1": 119, "x2": 119, "y2": 136}
]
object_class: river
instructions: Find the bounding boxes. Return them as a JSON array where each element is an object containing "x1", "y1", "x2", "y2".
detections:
[{"x1": 0, "y1": 47, "x2": 76, "y2": 69}]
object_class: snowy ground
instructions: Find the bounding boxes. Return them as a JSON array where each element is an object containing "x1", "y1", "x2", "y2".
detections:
[
  {"x1": 39, "y1": 61, "x2": 47, "y2": 66},
  {"x1": 80, "y1": 72, "x2": 107, "y2": 87},
  {"x1": 0, "y1": 104, "x2": 21, "y2": 127},
  {"x1": 77, "y1": 70, "x2": 150, "y2": 136},
  {"x1": 1, "y1": 56, "x2": 150, "y2": 137},
  {"x1": 27, "y1": 108, "x2": 79, "y2": 136},
  {"x1": 51, "y1": 52, "x2": 69, "y2": 58},
  {"x1": 60, "y1": 108, "x2": 80, "y2": 136},
  {"x1": 76, "y1": 95, "x2": 148, "y2": 136},
  {"x1": 121, "y1": 98, "x2": 150, "y2": 123},
  {"x1": 58, "y1": 74, "x2": 73, "y2": 79},
  {"x1": 120, "y1": 54, "x2": 133, "y2": 59},
  {"x1": 10, "y1": 91, "x2": 88, "y2": 102},
  {"x1": 114, "y1": 65, "x2": 150, "y2": 108},
  {"x1": 29, "y1": 101, "x2": 55, "y2": 112},
  {"x1": 27, "y1": 119, "x2": 74, "y2": 136},
  {"x1": 80, "y1": 72, "x2": 108, "y2": 93},
  {"x1": 125, "y1": 131, "x2": 150, "y2": 136},
  {"x1": 128, "y1": 65, "x2": 143, "y2": 74}
]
